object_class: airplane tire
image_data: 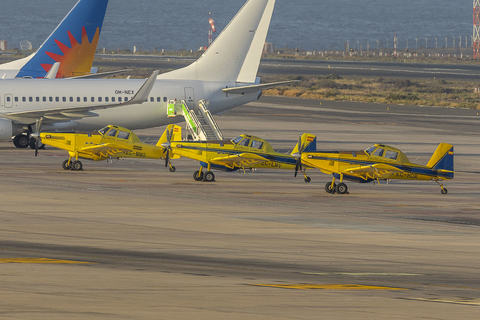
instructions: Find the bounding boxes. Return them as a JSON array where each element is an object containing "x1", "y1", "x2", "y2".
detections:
[
  {"x1": 204, "y1": 171, "x2": 215, "y2": 182},
  {"x1": 62, "y1": 160, "x2": 71, "y2": 170},
  {"x1": 71, "y1": 160, "x2": 83, "y2": 171},
  {"x1": 441, "y1": 188, "x2": 448, "y2": 195},
  {"x1": 336, "y1": 182, "x2": 348, "y2": 195},
  {"x1": 169, "y1": 166, "x2": 176, "y2": 172},
  {"x1": 193, "y1": 170, "x2": 204, "y2": 181},
  {"x1": 13, "y1": 135, "x2": 29, "y2": 148},
  {"x1": 304, "y1": 176, "x2": 311, "y2": 183},
  {"x1": 325, "y1": 182, "x2": 336, "y2": 194}
]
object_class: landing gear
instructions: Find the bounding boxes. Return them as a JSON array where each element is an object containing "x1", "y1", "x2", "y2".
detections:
[
  {"x1": 441, "y1": 188, "x2": 448, "y2": 195},
  {"x1": 71, "y1": 160, "x2": 83, "y2": 171},
  {"x1": 336, "y1": 182, "x2": 348, "y2": 195},
  {"x1": 62, "y1": 160, "x2": 71, "y2": 170},
  {"x1": 13, "y1": 134, "x2": 29, "y2": 148},
  {"x1": 304, "y1": 176, "x2": 311, "y2": 183},
  {"x1": 436, "y1": 180, "x2": 448, "y2": 195},
  {"x1": 325, "y1": 182, "x2": 336, "y2": 194},
  {"x1": 203, "y1": 171, "x2": 215, "y2": 182},
  {"x1": 193, "y1": 170, "x2": 204, "y2": 181},
  {"x1": 29, "y1": 138, "x2": 45, "y2": 150},
  {"x1": 169, "y1": 166, "x2": 176, "y2": 172}
]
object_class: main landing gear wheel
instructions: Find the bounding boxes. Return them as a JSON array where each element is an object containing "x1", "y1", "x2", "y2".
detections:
[
  {"x1": 13, "y1": 135, "x2": 29, "y2": 148},
  {"x1": 62, "y1": 160, "x2": 71, "y2": 170},
  {"x1": 304, "y1": 176, "x2": 311, "y2": 183},
  {"x1": 71, "y1": 160, "x2": 83, "y2": 171},
  {"x1": 336, "y1": 182, "x2": 348, "y2": 195},
  {"x1": 193, "y1": 170, "x2": 204, "y2": 181},
  {"x1": 325, "y1": 182, "x2": 336, "y2": 194},
  {"x1": 169, "y1": 166, "x2": 176, "y2": 172},
  {"x1": 203, "y1": 171, "x2": 215, "y2": 182},
  {"x1": 441, "y1": 188, "x2": 448, "y2": 195}
]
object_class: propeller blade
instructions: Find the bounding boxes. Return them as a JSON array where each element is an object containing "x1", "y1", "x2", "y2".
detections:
[{"x1": 165, "y1": 149, "x2": 170, "y2": 167}]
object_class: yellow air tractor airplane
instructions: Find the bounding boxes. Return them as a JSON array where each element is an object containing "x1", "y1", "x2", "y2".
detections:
[
  {"x1": 40, "y1": 124, "x2": 181, "y2": 170},
  {"x1": 297, "y1": 142, "x2": 454, "y2": 195},
  {"x1": 163, "y1": 125, "x2": 317, "y2": 182}
]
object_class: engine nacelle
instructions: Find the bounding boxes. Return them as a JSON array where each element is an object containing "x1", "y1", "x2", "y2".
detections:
[{"x1": 0, "y1": 118, "x2": 23, "y2": 141}]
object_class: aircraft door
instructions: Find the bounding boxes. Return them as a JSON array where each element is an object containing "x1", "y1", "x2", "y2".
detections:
[
  {"x1": 4, "y1": 94, "x2": 13, "y2": 108},
  {"x1": 184, "y1": 87, "x2": 196, "y2": 111}
]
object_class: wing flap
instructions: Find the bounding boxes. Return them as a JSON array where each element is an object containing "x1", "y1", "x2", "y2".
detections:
[
  {"x1": 345, "y1": 163, "x2": 402, "y2": 180},
  {"x1": 210, "y1": 152, "x2": 268, "y2": 169}
]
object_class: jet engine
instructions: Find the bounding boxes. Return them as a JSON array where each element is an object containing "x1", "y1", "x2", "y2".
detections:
[{"x1": 0, "y1": 118, "x2": 23, "y2": 141}]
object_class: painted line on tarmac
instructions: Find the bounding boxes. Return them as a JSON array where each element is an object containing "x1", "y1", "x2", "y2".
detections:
[
  {"x1": 0, "y1": 258, "x2": 94, "y2": 264},
  {"x1": 404, "y1": 298, "x2": 480, "y2": 306},
  {"x1": 303, "y1": 272, "x2": 421, "y2": 276},
  {"x1": 250, "y1": 284, "x2": 408, "y2": 290}
]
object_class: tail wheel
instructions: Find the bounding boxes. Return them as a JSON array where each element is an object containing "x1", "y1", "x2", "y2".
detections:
[
  {"x1": 325, "y1": 182, "x2": 336, "y2": 194},
  {"x1": 204, "y1": 171, "x2": 215, "y2": 182},
  {"x1": 169, "y1": 166, "x2": 176, "y2": 172},
  {"x1": 336, "y1": 182, "x2": 348, "y2": 195},
  {"x1": 193, "y1": 170, "x2": 204, "y2": 181},
  {"x1": 441, "y1": 188, "x2": 448, "y2": 195},
  {"x1": 304, "y1": 176, "x2": 311, "y2": 183},
  {"x1": 71, "y1": 160, "x2": 83, "y2": 171},
  {"x1": 62, "y1": 160, "x2": 71, "y2": 170}
]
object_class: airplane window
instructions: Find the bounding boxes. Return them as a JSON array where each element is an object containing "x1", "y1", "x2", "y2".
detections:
[
  {"x1": 6, "y1": 97, "x2": 10, "y2": 102},
  {"x1": 117, "y1": 131, "x2": 130, "y2": 140},
  {"x1": 365, "y1": 145, "x2": 376, "y2": 155},
  {"x1": 22, "y1": 97, "x2": 26, "y2": 102},
  {"x1": 14, "y1": 97, "x2": 18, "y2": 102},
  {"x1": 231, "y1": 135, "x2": 243, "y2": 144},
  {"x1": 372, "y1": 148, "x2": 385, "y2": 157},
  {"x1": 112, "y1": 97, "x2": 116, "y2": 102},
  {"x1": 77, "y1": 97, "x2": 81, "y2": 102},
  {"x1": 43, "y1": 97, "x2": 46, "y2": 102},
  {"x1": 98, "y1": 97, "x2": 102, "y2": 102},
  {"x1": 36, "y1": 97, "x2": 39, "y2": 102},
  {"x1": 240, "y1": 138, "x2": 250, "y2": 147},
  {"x1": 91, "y1": 97, "x2": 95, "y2": 102},
  {"x1": 29, "y1": 97, "x2": 33, "y2": 102},
  {"x1": 150, "y1": 97, "x2": 154, "y2": 102},
  {"x1": 157, "y1": 97, "x2": 161, "y2": 102},
  {"x1": 55, "y1": 97, "x2": 59, "y2": 102},
  {"x1": 252, "y1": 140, "x2": 263, "y2": 149},
  {"x1": 62, "y1": 97, "x2": 66, "y2": 102},
  {"x1": 84, "y1": 97, "x2": 87, "y2": 102},
  {"x1": 49, "y1": 97, "x2": 53, "y2": 102},
  {"x1": 106, "y1": 129, "x2": 117, "y2": 137},
  {"x1": 105, "y1": 97, "x2": 109, "y2": 102},
  {"x1": 163, "y1": 97, "x2": 167, "y2": 102},
  {"x1": 70, "y1": 97, "x2": 73, "y2": 102},
  {"x1": 124, "y1": 97, "x2": 129, "y2": 102},
  {"x1": 98, "y1": 127, "x2": 109, "y2": 135},
  {"x1": 385, "y1": 150, "x2": 398, "y2": 160}
]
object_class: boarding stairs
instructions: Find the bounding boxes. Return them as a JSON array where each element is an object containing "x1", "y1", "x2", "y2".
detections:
[{"x1": 167, "y1": 99, "x2": 223, "y2": 141}]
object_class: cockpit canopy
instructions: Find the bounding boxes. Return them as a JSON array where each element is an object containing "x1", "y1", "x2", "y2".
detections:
[
  {"x1": 98, "y1": 125, "x2": 140, "y2": 143},
  {"x1": 365, "y1": 144, "x2": 409, "y2": 163},
  {"x1": 231, "y1": 134, "x2": 272, "y2": 152}
]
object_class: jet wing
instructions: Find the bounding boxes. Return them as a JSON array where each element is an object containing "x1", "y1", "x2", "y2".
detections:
[
  {"x1": 2, "y1": 70, "x2": 159, "y2": 124},
  {"x1": 221, "y1": 80, "x2": 298, "y2": 95},
  {"x1": 210, "y1": 152, "x2": 269, "y2": 169},
  {"x1": 344, "y1": 163, "x2": 403, "y2": 180}
]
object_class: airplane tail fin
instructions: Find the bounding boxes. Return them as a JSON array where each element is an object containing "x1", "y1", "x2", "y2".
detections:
[
  {"x1": 291, "y1": 133, "x2": 317, "y2": 155},
  {"x1": 15, "y1": 0, "x2": 109, "y2": 79},
  {"x1": 426, "y1": 143, "x2": 454, "y2": 179},
  {"x1": 158, "y1": 0, "x2": 275, "y2": 83},
  {"x1": 156, "y1": 125, "x2": 182, "y2": 147}
]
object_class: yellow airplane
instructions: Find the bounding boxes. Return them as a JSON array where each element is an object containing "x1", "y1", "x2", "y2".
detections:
[
  {"x1": 40, "y1": 124, "x2": 181, "y2": 171},
  {"x1": 296, "y1": 142, "x2": 454, "y2": 194},
  {"x1": 163, "y1": 125, "x2": 317, "y2": 182}
]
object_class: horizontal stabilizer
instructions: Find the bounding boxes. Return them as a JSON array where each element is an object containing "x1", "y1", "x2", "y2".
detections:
[
  {"x1": 222, "y1": 80, "x2": 298, "y2": 94},
  {"x1": 69, "y1": 69, "x2": 132, "y2": 79}
]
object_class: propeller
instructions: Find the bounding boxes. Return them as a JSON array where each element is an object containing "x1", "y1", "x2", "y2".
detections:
[
  {"x1": 294, "y1": 135, "x2": 304, "y2": 177},
  {"x1": 161, "y1": 126, "x2": 174, "y2": 167},
  {"x1": 31, "y1": 117, "x2": 44, "y2": 157}
]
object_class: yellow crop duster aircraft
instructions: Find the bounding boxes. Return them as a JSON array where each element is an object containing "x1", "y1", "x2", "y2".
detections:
[
  {"x1": 296, "y1": 142, "x2": 454, "y2": 194},
  {"x1": 40, "y1": 124, "x2": 181, "y2": 171},
  {"x1": 163, "y1": 125, "x2": 317, "y2": 182}
]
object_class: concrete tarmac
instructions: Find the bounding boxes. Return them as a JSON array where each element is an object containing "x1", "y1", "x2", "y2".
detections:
[{"x1": 0, "y1": 96, "x2": 479, "y2": 319}]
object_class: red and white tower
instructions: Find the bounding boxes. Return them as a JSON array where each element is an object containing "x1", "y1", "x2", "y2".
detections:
[
  {"x1": 474, "y1": 0, "x2": 480, "y2": 58},
  {"x1": 394, "y1": 33, "x2": 398, "y2": 57},
  {"x1": 208, "y1": 15, "x2": 216, "y2": 47}
]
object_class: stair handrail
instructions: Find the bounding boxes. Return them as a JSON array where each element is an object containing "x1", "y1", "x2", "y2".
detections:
[
  {"x1": 181, "y1": 100, "x2": 207, "y2": 140},
  {"x1": 198, "y1": 100, "x2": 223, "y2": 140}
]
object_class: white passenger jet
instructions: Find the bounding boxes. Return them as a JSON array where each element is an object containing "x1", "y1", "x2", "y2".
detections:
[{"x1": 0, "y1": 0, "x2": 285, "y2": 149}]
